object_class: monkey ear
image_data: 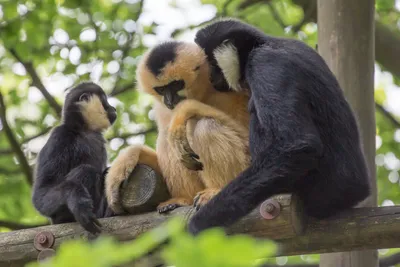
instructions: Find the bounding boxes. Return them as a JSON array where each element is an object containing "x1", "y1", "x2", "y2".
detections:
[{"x1": 79, "y1": 93, "x2": 90, "y2": 102}]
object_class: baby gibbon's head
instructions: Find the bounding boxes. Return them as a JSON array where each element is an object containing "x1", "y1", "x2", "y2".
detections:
[{"x1": 136, "y1": 41, "x2": 212, "y2": 110}]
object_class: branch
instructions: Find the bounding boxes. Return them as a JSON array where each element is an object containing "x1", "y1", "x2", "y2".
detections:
[
  {"x1": 291, "y1": 0, "x2": 400, "y2": 78},
  {"x1": 0, "y1": 92, "x2": 33, "y2": 185},
  {"x1": 109, "y1": 82, "x2": 136, "y2": 97},
  {"x1": 375, "y1": 102, "x2": 400, "y2": 128},
  {"x1": 0, "y1": 126, "x2": 52, "y2": 155},
  {"x1": 238, "y1": 0, "x2": 400, "y2": 78},
  {"x1": 0, "y1": 220, "x2": 48, "y2": 231},
  {"x1": 291, "y1": 0, "x2": 316, "y2": 33},
  {"x1": 7, "y1": 48, "x2": 62, "y2": 117},
  {"x1": 107, "y1": 127, "x2": 157, "y2": 141},
  {"x1": 23, "y1": 126, "x2": 52, "y2": 143},
  {"x1": 110, "y1": 0, "x2": 144, "y2": 96},
  {"x1": 0, "y1": 167, "x2": 20, "y2": 175},
  {"x1": 222, "y1": 0, "x2": 235, "y2": 16},
  {"x1": 238, "y1": 0, "x2": 270, "y2": 10},
  {"x1": 267, "y1": 3, "x2": 287, "y2": 28}
]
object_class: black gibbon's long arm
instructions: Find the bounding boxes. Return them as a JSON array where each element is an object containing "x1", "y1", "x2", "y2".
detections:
[{"x1": 189, "y1": 20, "x2": 370, "y2": 234}]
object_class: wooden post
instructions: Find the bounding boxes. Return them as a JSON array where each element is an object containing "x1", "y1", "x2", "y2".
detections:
[
  {"x1": 317, "y1": 1, "x2": 377, "y2": 267},
  {"x1": 120, "y1": 164, "x2": 170, "y2": 214}
]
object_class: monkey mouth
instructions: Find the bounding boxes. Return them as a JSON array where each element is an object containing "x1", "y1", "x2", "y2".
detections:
[{"x1": 164, "y1": 95, "x2": 185, "y2": 110}]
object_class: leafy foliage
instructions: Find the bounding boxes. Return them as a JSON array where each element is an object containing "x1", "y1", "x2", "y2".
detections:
[
  {"x1": 0, "y1": 0, "x2": 400, "y2": 265},
  {"x1": 26, "y1": 218, "x2": 276, "y2": 267}
]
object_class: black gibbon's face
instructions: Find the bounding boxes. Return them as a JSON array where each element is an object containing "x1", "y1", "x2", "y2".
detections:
[
  {"x1": 64, "y1": 82, "x2": 117, "y2": 131},
  {"x1": 78, "y1": 91, "x2": 117, "y2": 125},
  {"x1": 136, "y1": 41, "x2": 210, "y2": 110}
]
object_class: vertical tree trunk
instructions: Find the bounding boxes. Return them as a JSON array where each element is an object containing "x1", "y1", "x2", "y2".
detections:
[{"x1": 317, "y1": 1, "x2": 378, "y2": 267}]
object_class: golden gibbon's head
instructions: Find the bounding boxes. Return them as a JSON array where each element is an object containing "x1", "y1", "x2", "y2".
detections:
[{"x1": 136, "y1": 41, "x2": 212, "y2": 110}]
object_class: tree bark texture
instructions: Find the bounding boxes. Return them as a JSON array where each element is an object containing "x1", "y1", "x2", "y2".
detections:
[{"x1": 317, "y1": 0, "x2": 378, "y2": 267}]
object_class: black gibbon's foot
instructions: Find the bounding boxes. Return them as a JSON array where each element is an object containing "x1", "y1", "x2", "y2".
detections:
[
  {"x1": 71, "y1": 195, "x2": 103, "y2": 234},
  {"x1": 193, "y1": 189, "x2": 220, "y2": 211},
  {"x1": 158, "y1": 203, "x2": 182, "y2": 213},
  {"x1": 74, "y1": 209, "x2": 102, "y2": 234}
]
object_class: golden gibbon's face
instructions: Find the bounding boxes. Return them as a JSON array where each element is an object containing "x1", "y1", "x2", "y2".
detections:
[{"x1": 136, "y1": 42, "x2": 211, "y2": 109}]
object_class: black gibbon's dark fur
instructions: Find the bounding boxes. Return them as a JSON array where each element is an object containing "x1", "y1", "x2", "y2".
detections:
[
  {"x1": 32, "y1": 82, "x2": 117, "y2": 234},
  {"x1": 188, "y1": 19, "x2": 371, "y2": 234}
]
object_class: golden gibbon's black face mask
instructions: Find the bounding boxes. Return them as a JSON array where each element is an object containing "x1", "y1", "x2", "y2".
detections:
[{"x1": 153, "y1": 80, "x2": 186, "y2": 109}]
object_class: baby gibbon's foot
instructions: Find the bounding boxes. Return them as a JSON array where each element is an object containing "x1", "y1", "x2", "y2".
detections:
[
  {"x1": 157, "y1": 198, "x2": 192, "y2": 213},
  {"x1": 177, "y1": 138, "x2": 203, "y2": 171},
  {"x1": 181, "y1": 151, "x2": 203, "y2": 171},
  {"x1": 169, "y1": 123, "x2": 203, "y2": 171},
  {"x1": 193, "y1": 189, "x2": 221, "y2": 211}
]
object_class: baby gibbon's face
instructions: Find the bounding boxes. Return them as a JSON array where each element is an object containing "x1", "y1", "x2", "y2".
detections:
[{"x1": 136, "y1": 41, "x2": 210, "y2": 109}]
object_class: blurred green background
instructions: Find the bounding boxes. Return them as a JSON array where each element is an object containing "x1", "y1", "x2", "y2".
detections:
[{"x1": 1, "y1": 0, "x2": 400, "y2": 266}]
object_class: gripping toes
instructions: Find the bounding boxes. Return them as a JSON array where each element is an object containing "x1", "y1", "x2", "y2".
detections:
[
  {"x1": 73, "y1": 197, "x2": 102, "y2": 234},
  {"x1": 179, "y1": 141, "x2": 203, "y2": 171},
  {"x1": 157, "y1": 198, "x2": 192, "y2": 214},
  {"x1": 181, "y1": 152, "x2": 203, "y2": 171},
  {"x1": 193, "y1": 189, "x2": 220, "y2": 211}
]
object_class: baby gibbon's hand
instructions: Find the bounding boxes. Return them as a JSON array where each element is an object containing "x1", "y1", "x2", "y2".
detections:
[{"x1": 168, "y1": 127, "x2": 203, "y2": 171}]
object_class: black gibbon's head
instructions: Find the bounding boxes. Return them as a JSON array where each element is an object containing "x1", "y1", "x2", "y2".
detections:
[
  {"x1": 136, "y1": 41, "x2": 212, "y2": 110},
  {"x1": 63, "y1": 82, "x2": 117, "y2": 131},
  {"x1": 194, "y1": 18, "x2": 266, "y2": 92}
]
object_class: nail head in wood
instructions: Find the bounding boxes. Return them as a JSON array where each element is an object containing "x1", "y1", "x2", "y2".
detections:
[
  {"x1": 34, "y1": 231, "x2": 55, "y2": 251},
  {"x1": 260, "y1": 199, "x2": 281, "y2": 219}
]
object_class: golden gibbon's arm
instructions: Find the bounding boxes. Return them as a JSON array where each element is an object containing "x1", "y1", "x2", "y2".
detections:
[{"x1": 168, "y1": 99, "x2": 247, "y2": 171}]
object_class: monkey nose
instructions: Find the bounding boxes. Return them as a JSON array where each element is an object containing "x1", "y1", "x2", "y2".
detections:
[{"x1": 108, "y1": 111, "x2": 117, "y2": 124}]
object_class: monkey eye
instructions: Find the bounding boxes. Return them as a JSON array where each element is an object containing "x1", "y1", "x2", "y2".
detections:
[
  {"x1": 79, "y1": 93, "x2": 90, "y2": 102},
  {"x1": 193, "y1": 65, "x2": 200, "y2": 71}
]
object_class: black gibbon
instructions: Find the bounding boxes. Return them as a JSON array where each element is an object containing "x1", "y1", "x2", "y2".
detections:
[
  {"x1": 187, "y1": 18, "x2": 371, "y2": 234},
  {"x1": 32, "y1": 82, "x2": 117, "y2": 234},
  {"x1": 105, "y1": 41, "x2": 250, "y2": 214}
]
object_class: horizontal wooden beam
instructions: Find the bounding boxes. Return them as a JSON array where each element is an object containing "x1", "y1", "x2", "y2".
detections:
[
  {"x1": 2, "y1": 165, "x2": 400, "y2": 266},
  {"x1": 0, "y1": 193, "x2": 303, "y2": 267}
]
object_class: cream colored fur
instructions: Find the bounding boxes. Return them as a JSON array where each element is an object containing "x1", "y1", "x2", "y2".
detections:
[
  {"x1": 214, "y1": 43, "x2": 241, "y2": 91},
  {"x1": 78, "y1": 95, "x2": 110, "y2": 131}
]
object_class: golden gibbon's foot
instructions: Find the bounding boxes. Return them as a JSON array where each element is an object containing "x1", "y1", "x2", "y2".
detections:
[
  {"x1": 157, "y1": 198, "x2": 192, "y2": 213},
  {"x1": 193, "y1": 189, "x2": 221, "y2": 211}
]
